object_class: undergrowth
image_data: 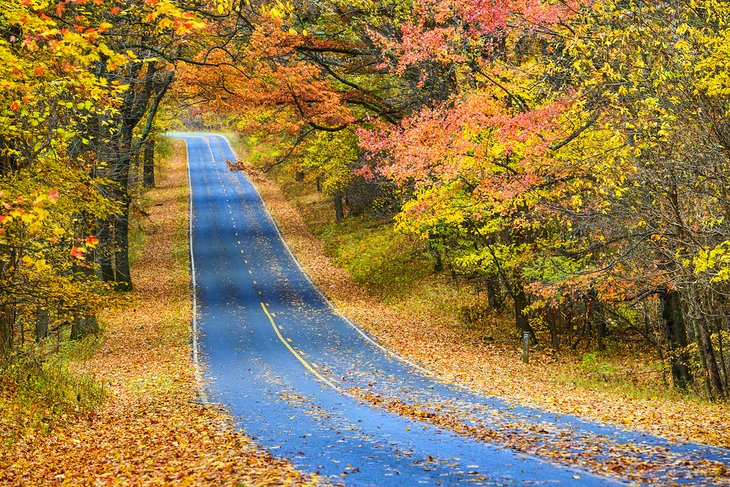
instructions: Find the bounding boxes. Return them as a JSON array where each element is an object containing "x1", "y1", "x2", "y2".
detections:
[
  {"x1": 319, "y1": 218, "x2": 433, "y2": 298},
  {"x1": 0, "y1": 337, "x2": 105, "y2": 448}
]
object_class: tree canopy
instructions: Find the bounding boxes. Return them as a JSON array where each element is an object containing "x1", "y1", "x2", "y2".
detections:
[
  {"x1": 178, "y1": 0, "x2": 730, "y2": 399},
  {"x1": 2, "y1": 0, "x2": 729, "y2": 399}
]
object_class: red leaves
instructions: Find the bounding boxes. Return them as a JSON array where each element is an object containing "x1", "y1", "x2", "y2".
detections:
[{"x1": 69, "y1": 246, "x2": 85, "y2": 259}]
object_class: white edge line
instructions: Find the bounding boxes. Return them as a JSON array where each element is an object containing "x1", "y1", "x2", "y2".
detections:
[
  {"x1": 184, "y1": 137, "x2": 208, "y2": 404},
  {"x1": 213, "y1": 134, "x2": 431, "y2": 377}
]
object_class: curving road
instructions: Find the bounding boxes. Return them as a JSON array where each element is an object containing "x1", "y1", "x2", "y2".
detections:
[{"x1": 175, "y1": 133, "x2": 730, "y2": 486}]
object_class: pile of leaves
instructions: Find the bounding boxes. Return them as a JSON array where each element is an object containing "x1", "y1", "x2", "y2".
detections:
[{"x1": 0, "y1": 141, "x2": 314, "y2": 486}]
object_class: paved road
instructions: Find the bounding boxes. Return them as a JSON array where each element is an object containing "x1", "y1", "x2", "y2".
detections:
[{"x1": 176, "y1": 133, "x2": 730, "y2": 486}]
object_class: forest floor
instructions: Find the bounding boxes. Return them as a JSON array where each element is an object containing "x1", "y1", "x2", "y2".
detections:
[
  {"x1": 231, "y1": 140, "x2": 730, "y2": 451},
  {"x1": 0, "y1": 140, "x2": 314, "y2": 486}
]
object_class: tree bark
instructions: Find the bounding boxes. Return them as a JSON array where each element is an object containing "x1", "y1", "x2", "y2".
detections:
[
  {"x1": 106, "y1": 125, "x2": 134, "y2": 291},
  {"x1": 143, "y1": 138, "x2": 155, "y2": 188},
  {"x1": 35, "y1": 307, "x2": 49, "y2": 342},
  {"x1": 70, "y1": 313, "x2": 100, "y2": 341},
  {"x1": 98, "y1": 218, "x2": 115, "y2": 282},
  {"x1": 113, "y1": 197, "x2": 132, "y2": 291},
  {"x1": 696, "y1": 317, "x2": 725, "y2": 398},
  {"x1": 428, "y1": 238, "x2": 443, "y2": 273},
  {"x1": 660, "y1": 288, "x2": 692, "y2": 390},
  {"x1": 486, "y1": 277, "x2": 503, "y2": 310},
  {"x1": 513, "y1": 284, "x2": 536, "y2": 339},
  {"x1": 0, "y1": 305, "x2": 14, "y2": 358},
  {"x1": 334, "y1": 191, "x2": 345, "y2": 222}
]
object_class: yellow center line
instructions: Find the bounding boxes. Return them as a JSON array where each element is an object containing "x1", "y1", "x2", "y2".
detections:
[{"x1": 260, "y1": 302, "x2": 339, "y2": 391}]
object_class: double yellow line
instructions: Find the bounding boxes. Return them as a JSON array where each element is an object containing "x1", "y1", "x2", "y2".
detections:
[{"x1": 260, "y1": 302, "x2": 339, "y2": 391}]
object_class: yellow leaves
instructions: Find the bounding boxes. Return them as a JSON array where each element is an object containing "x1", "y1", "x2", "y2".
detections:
[
  {"x1": 216, "y1": 0, "x2": 233, "y2": 15},
  {"x1": 97, "y1": 42, "x2": 115, "y2": 58},
  {"x1": 265, "y1": 0, "x2": 294, "y2": 20},
  {"x1": 35, "y1": 257, "x2": 50, "y2": 272},
  {"x1": 21, "y1": 255, "x2": 51, "y2": 272},
  {"x1": 693, "y1": 241, "x2": 730, "y2": 282},
  {"x1": 569, "y1": 194, "x2": 582, "y2": 209}
]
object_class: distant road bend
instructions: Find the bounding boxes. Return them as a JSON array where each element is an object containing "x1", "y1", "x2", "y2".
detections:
[{"x1": 175, "y1": 132, "x2": 730, "y2": 486}]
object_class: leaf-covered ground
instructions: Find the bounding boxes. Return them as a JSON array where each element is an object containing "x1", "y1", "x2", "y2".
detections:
[
  {"x1": 241, "y1": 160, "x2": 730, "y2": 452},
  {"x1": 0, "y1": 141, "x2": 314, "y2": 486}
]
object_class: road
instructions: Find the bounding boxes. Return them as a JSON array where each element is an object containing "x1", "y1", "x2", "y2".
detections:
[{"x1": 176, "y1": 133, "x2": 730, "y2": 486}]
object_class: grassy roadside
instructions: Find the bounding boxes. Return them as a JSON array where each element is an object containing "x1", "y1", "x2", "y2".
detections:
[
  {"x1": 226, "y1": 134, "x2": 730, "y2": 450},
  {"x1": 0, "y1": 139, "x2": 313, "y2": 485}
]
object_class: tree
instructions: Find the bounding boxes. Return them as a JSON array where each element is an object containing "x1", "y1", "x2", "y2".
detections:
[
  {"x1": 50, "y1": 0, "x2": 204, "y2": 291},
  {"x1": 0, "y1": 0, "x2": 119, "y2": 354}
]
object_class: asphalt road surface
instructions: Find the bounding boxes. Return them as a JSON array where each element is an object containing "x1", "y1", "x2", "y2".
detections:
[{"x1": 175, "y1": 133, "x2": 730, "y2": 486}]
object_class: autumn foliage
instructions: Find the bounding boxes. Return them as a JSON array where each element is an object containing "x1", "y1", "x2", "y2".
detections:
[
  {"x1": 1, "y1": 0, "x2": 205, "y2": 354},
  {"x1": 181, "y1": 0, "x2": 730, "y2": 399}
]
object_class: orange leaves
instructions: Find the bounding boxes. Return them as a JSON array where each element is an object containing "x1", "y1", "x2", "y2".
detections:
[{"x1": 69, "y1": 246, "x2": 85, "y2": 259}]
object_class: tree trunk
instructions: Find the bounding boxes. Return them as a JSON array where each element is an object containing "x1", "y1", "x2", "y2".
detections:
[
  {"x1": 513, "y1": 284, "x2": 536, "y2": 339},
  {"x1": 143, "y1": 138, "x2": 155, "y2": 188},
  {"x1": 35, "y1": 307, "x2": 49, "y2": 342},
  {"x1": 70, "y1": 313, "x2": 100, "y2": 341},
  {"x1": 549, "y1": 318, "x2": 560, "y2": 349},
  {"x1": 0, "y1": 305, "x2": 14, "y2": 358},
  {"x1": 428, "y1": 238, "x2": 443, "y2": 273},
  {"x1": 113, "y1": 198, "x2": 132, "y2": 291},
  {"x1": 98, "y1": 218, "x2": 115, "y2": 282},
  {"x1": 334, "y1": 191, "x2": 345, "y2": 222},
  {"x1": 107, "y1": 126, "x2": 134, "y2": 291},
  {"x1": 697, "y1": 318, "x2": 725, "y2": 398},
  {"x1": 660, "y1": 288, "x2": 692, "y2": 390},
  {"x1": 486, "y1": 277, "x2": 503, "y2": 310}
]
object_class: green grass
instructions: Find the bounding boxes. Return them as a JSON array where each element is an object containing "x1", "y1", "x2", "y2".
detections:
[
  {"x1": 546, "y1": 349, "x2": 687, "y2": 401},
  {"x1": 155, "y1": 136, "x2": 174, "y2": 162},
  {"x1": 319, "y1": 217, "x2": 434, "y2": 298}
]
